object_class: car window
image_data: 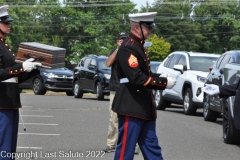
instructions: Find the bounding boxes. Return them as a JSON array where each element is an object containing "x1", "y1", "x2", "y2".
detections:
[
  {"x1": 190, "y1": 56, "x2": 218, "y2": 72},
  {"x1": 230, "y1": 52, "x2": 240, "y2": 64},
  {"x1": 84, "y1": 58, "x2": 91, "y2": 68},
  {"x1": 178, "y1": 55, "x2": 187, "y2": 66},
  {"x1": 168, "y1": 54, "x2": 181, "y2": 68},
  {"x1": 164, "y1": 55, "x2": 173, "y2": 67},
  {"x1": 219, "y1": 55, "x2": 231, "y2": 69},
  {"x1": 216, "y1": 55, "x2": 224, "y2": 69},
  {"x1": 98, "y1": 59, "x2": 111, "y2": 70},
  {"x1": 89, "y1": 59, "x2": 97, "y2": 69},
  {"x1": 80, "y1": 59, "x2": 84, "y2": 67}
]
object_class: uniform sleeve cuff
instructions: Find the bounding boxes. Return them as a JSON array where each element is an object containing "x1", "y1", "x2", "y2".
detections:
[{"x1": 8, "y1": 63, "x2": 24, "y2": 75}]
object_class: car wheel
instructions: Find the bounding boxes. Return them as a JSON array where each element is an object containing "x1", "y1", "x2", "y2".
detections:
[
  {"x1": 32, "y1": 78, "x2": 46, "y2": 95},
  {"x1": 96, "y1": 82, "x2": 104, "y2": 100},
  {"x1": 223, "y1": 98, "x2": 240, "y2": 144},
  {"x1": 73, "y1": 80, "x2": 83, "y2": 98},
  {"x1": 66, "y1": 91, "x2": 74, "y2": 96},
  {"x1": 183, "y1": 88, "x2": 197, "y2": 115},
  {"x1": 154, "y1": 90, "x2": 171, "y2": 110},
  {"x1": 203, "y1": 94, "x2": 218, "y2": 122}
]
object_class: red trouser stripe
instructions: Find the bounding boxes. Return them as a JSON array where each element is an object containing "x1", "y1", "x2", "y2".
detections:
[{"x1": 120, "y1": 116, "x2": 129, "y2": 160}]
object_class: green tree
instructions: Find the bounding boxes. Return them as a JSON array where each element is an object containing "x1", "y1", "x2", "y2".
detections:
[
  {"x1": 61, "y1": 0, "x2": 135, "y2": 63},
  {"x1": 147, "y1": 0, "x2": 240, "y2": 54},
  {"x1": 147, "y1": 34, "x2": 171, "y2": 61}
]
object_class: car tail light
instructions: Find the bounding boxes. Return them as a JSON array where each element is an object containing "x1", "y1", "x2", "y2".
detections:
[{"x1": 209, "y1": 66, "x2": 213, "y2": 71}]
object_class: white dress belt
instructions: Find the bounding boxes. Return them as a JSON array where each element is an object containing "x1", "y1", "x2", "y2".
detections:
[
  {"x1": 1, "y1": 77, "x2": 18, "y2": 83},
  {"x1": 120, "y1": 78, "x2": 129, "y2": 83}
]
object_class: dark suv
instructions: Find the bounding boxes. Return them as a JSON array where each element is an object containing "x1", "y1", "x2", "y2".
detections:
[
  {"x1": 204, "y1": 50, "x2": 240, "y2": 144},
  {"x1": 18, "y1": 67, "x2": 74, "y2": 96},
  {"x1": 203, "y1": 51, "x2": 233, "y2": 121},
  {"x1": 73, "y1": 55, "x2": 111, "y2": 100}
]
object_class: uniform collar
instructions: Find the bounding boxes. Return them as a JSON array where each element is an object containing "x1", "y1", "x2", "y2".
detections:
[{"x1": 129, "y1": 32, "x2": 145, "y2": 45}]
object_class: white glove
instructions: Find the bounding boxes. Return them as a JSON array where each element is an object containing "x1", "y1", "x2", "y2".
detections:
[
  {"x1": 166, "y1": 76, "x2": 177, "y2": 89},
  {"x1": 22, "y1": 58, "x2": 42, "y2": 72},
  {"x1": 201, "y1": 84, "x2": 220, "y2": 96},
  {"x1": 160, "y1": 73, "x2": 170, "y2": 78}
]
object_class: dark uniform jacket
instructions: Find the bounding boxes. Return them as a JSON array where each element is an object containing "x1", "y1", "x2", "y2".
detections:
[
  {"x1": 109, "y1": 48, "x2": 119, "y2": 91},
  {"x1": 0, "y1": 38, "x2": 40, "y2": 109},
  {"x1": 112, "y1": 32, "x2": 167, "y2": 120},
  {"x1": 219, "y1": 84, "x2": 240, "y2": 130}
]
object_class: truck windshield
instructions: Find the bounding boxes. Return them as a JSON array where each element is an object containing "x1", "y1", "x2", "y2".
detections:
[
  {"x1": 190, "y1": 56, "x2": 218, "y2": 72},
  {"x1": 98, "y1": 59, "x2": 111, "y2": 70}
]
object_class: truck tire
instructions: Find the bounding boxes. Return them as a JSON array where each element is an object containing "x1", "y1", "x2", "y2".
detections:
[
  {"x1": 203, "y1": 94, "x2": 218, "y2": 122},
  {"x1": 223, "y1": 98, "x2": 240, "y2": 144},
  {"x1": 183, "y1": 88, "x2": 197, "y2": 115},
  {"x1": 74, "y1": 80, "x2": 83, "y2": 98},
  {"x1": 154, "y1": 90, "x2": 171, "y2": 110},
  {"x1": 96, "y1": 82, "x2": 104, "y2": 100},
  {"x1": 32, "y1": 78, "x2": 46, "y2": 95}
]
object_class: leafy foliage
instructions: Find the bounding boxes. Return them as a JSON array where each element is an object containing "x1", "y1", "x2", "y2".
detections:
[
  {"x1": 147, "y1": 34, "x2": 170, "y2": 61},
  {"x1": 2, "y1": 0, "x2": 240, "y2": 66}
]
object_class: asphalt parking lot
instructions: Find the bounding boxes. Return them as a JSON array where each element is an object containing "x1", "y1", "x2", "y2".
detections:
[{"x1": 15, "y1": 93, "x2": 240, "y2": 160}]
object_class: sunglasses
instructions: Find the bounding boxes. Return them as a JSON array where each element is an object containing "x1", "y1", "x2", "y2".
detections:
[
  {"x1": 1, "y1": 22, "x2": 10, "y2": 25},
  {"x1": 141, "y1": 22, "x2": 156, "y2": 29}
]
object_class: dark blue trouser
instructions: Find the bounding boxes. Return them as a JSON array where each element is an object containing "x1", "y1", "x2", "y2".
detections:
[
  {"x1": 0, "y1": 110, "x2": 19, "y2": 160},
  {"x1": 114, "y1": 114, "x2": 163, "y2": 160}
]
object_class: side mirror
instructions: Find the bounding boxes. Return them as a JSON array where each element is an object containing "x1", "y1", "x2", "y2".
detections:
[
  {"x1": 173, "y1": 64, "x2": 184, "y2": 74},
  {"x1": 220, "y1": 68, "x2": 224, "y2": 74}
]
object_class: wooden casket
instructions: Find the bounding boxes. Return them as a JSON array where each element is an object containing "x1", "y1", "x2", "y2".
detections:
[{"x1": 15, "y1": 42, "x2": 66, "y2": 69}]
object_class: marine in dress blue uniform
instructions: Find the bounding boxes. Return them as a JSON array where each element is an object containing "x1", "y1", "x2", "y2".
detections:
[
  {"x1": 0, "y1": 5, "x2": 42, "y2": 160},
  {"x1": 112, "y1": 12, "x2": 176, "y2": 160}
]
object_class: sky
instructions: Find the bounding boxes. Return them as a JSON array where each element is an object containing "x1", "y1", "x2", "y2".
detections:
[{"x1": 131, "y1": 0, "x2": 155, "y2": 10}]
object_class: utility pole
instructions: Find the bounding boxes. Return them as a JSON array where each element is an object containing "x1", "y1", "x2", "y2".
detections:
[{"x1": 146, "y1": 0, "x2": 149, "y2": 12}]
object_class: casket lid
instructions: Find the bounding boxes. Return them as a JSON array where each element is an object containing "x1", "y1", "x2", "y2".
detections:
[{"x1": 20, "y1": 42, "x2": 66, "y2": 52}]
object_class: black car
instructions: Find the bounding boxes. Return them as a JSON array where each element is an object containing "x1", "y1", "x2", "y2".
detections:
[
  {"x1": 203, "y1": 51, "x2": 233, "y2": 121},
  {"x1": 73, "y1": 55, "x2": 111, "y2": 100},
  {"x1": 19, "y1": 67, "x2": 74, "y2": 96},
  {"x1": 204, "y1": 50, "x2": 240, "y2": 144},
  {"x1": 221, "y1": 51, "x2": 240, "y2": 144}
]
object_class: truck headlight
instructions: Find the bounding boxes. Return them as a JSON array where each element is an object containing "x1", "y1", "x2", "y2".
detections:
[
  {"x1": 42, "y1": 72, "x2": 58, "y2": 79},
  {"x1": 104, "y1": 74, "x2": 111, "y2": 79},
  {"x1": 197, "y1": 76, "x2": 206, "y2": 83}
]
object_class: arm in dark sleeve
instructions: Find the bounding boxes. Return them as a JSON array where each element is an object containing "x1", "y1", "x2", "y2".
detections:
[
  {"x1": 219, "y1": 83, "x2": 238, "y2": 98},
  {"x1": 151, "y1": 72, "x2": 160, "y2": 78},
  {"x1": 17, "y1": 68, "x2": 40, "y2": 84},
  {"x1": 0, "y1": 52, "x2": 24, "y2": 81},
  {"x1": 144, "y1": 76, "x2": 168, "y2": 90}
]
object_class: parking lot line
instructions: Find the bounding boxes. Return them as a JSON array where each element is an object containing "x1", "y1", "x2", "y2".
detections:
[
  {"x1": 21, "y1": 115, "x2": 53, "y2": 117},
  {"x1": 18, "y1": 133, "x2": 60, "y2": 136},
  {"x1": 19, "y1": 123, "x2": 58, "y2": 126},
  {"x1": 17, "y1": 147, "x2": 42, "y2": 149},
  {"x1": 21, "y1": 110, "x2": 45, "y2": 112},
  {"x1": 21, "y1": 106, "x2": 33, "y2": 108}
]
